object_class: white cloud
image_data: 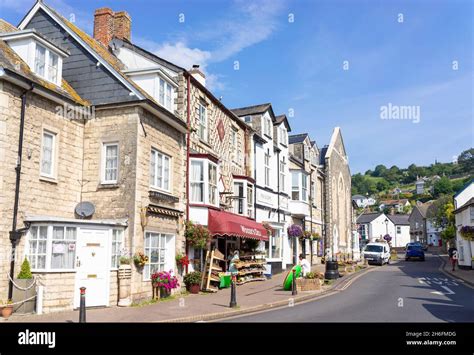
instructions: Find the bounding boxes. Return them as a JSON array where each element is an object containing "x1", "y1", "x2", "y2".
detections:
[{"x1": 154, "y1": 41, "x2": 212, "y2": 71}]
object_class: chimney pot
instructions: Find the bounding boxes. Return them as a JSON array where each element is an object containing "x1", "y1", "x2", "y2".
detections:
[{"x1": 93, "y1": 8, "x2": 131, "y2": 47}]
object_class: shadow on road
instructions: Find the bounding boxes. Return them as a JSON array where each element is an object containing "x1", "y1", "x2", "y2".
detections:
[{"x1": 396, "y1": 254, "x2": 474, "y2": 322}]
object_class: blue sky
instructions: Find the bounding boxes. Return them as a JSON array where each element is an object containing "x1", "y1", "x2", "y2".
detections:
[{"x1": 1, "y1": 0, "x2": 472, "y2": 173}]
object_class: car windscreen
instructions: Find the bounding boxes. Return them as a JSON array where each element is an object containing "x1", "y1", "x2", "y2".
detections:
[
  {"x1": 365, "y1": 245, "x2": 383, "y2": 252},
  {"x1": 407, "y1": 246, "x2": 422, "y2": 251}
]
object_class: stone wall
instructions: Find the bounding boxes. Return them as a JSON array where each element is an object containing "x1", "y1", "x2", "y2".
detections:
[{"x1": 0, "y1": 80, "x2": 84, "y2": 303}]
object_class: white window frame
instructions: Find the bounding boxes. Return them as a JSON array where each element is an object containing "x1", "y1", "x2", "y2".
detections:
[
  {"x1": 280, "y1": 157, "x2": 286, "y2": 192},
  {"x1": 233, "y1": 182, "x2": 244, "y2": 215},
  {"x1": 208, "y1": 162, "x2": 218, "y2": 206},
  {"x1": 34, "y1": 42, "x2": 61, "y2": 85},
  {"x1": 264, "y1": 149, "x2": 271, "y2": 187},
  {"x1": 292, "y1": 171, "x2": 300, "y2": 200},
  {"x1": 101, "y1": 142, "x2": 119, "y2": 184},
  {"x1": 266, "y1": 228, "x2": 282, "y2": 260},
  {"x1": 470, "y1": 206, "x2": 474, "y2": 222},
  {"x1": 40, "y1": 130, "x2": 56, "y2": 178},
  {"x1": 26, "y1": 224, "x2": 78, "y2": 272},
  {"x1": 143, "y1": 232, "x2": 174, "y2": 280},
  {"x1": 302, "y1": 173, "x2": 308, "y2": 202},
  {"x1": 111, "y1": 229, "x2": 124, "y2": 269},
  {"x1": 396, "y1": 226, "x2": 401, "y2": 234},
  {"x1": 291, "y1": 171, "x2": 309, "y2": 203},
  {"x1": 232, "y1": 129, "x2": 241, "y2": 164},
  {"x1": 150, "y1": 148, "x2": 171, "y2": 192},
  {"x1": 190, "y1": 158, "x2": 219, "y2": 206},
  {"x1": 247, "y1": 184, "x2": 254, "y2": 218},
  {"x1": 279, "y1": 126, "x2": 287, "y2": 145},
  {"x1": 197, "y1": 103, "x2": 208, "y2": 142},
  {"x1": 157, "y1": 77, "x2": 174, "y2": 111}
]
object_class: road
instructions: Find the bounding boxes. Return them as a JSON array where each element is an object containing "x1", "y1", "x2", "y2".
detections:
[{"x1": 224, "y1": 254, "x2": 474, "y2": 322}]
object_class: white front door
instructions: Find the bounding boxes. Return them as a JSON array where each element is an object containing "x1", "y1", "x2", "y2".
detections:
[{"x1": 74, "y1": 228, "x2": 110, "y2": 308}]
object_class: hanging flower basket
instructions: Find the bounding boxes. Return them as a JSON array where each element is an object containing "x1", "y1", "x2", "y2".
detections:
[
  {"x1": 133, "y1": 251, "x2": 148, "y2": 268},
  {"x1": 300, "y1": 231, "x2": 312, "y2": 240},
  {"x1": 185, "y1": 221, "x2": 211, "y2": 249},
  {"x1": 311, "y1": 232, "x2": 321, "y2": 241},
  {"x1": 460, "y1": 226, "x2": 474, "y2": 241},
  {"x1": 288, "y1": 224, "x2": 303, "y2": 238}
]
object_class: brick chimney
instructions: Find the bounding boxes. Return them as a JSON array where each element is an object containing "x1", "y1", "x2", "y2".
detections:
[
  {"x1": 93, "y1": 8, "x2": 131, "y2": 47},
  {"x1": 189, "y1": 64, "x2": 206, "y2": 87}
]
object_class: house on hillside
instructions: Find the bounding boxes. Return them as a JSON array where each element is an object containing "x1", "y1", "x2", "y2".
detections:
[
  {"x1": 408, "y1": 202, "x2": 433, "y2": 245},
  {"x1": 454, "y1": 180, "x2": 474, "y2": 269},
  {"x1": 415, "y1": 179, "x2": 425, "y2": 194},
  {"x1": 352, "y1": 194, "x2": 376, "y2": 208},
  {"x1": 379, "y1": 199, "x2": 411, "y2": 213}
]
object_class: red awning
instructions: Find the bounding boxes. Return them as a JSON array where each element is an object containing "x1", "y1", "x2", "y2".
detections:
[{"x1": 208, "y1": 210, "x2": 269, "y2": 241}]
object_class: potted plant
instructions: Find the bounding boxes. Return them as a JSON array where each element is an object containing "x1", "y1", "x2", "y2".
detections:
[
  {"x1": 183, "y1": 271, "x2": 202, "y2": 294},
  {"x1": 185, "y1": 221, "x2": 211, "y2": 249},
  {"x1": 133, "y1": 251, "x2": 148, "y2": 268},
  {"x1": 1, "y1": 300, "x2": 14, "y2": 318},
  {"x1": 151, "y1": 270, "x2": 179, "y2": 299},
  {"x1": 14, "y1": 258, "x2": 36, "y2": 314}
]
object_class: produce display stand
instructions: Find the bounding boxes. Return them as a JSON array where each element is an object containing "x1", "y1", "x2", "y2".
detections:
[
  {"x1": 234, "y1": 253, "x2": 267, "y2": 285},
  {"x1": 201, "y1": 249, "x2": 224, "y2": 292}
]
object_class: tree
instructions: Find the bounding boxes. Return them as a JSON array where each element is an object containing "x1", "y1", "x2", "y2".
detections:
[
  {"x1": 458, "y1": 148, "x2": 474, "y2": 174},
  {"x1": 373, "y1": 164, "x2": 387, "y2": 177},
  {"x1": 433, "y1": 176, "x2": 453, "y2": 197},
  {"x1": 376, "y1": 179, "x2": 390, "y2": 192}
]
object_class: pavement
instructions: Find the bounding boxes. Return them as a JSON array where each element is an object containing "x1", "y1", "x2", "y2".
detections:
[
  {"x1": 438, "y1": 254, "x2": 474, "y2": 287},
  {"x1": 224, "y1": 253, "x2": 474, "y2": 322},
  {"x1": 5, "y1": 262, "x2": 371, "y2": 323}
]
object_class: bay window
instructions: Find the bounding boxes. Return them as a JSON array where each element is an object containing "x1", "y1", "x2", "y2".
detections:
[
  {"x1": 27, "y1": 225, "x2": 76, "y2": 271},
  {"x1": 247, "y1": 185, "x2": 254, "y2": 218},
  {"x1": 150, "y1": 149, "x2": 170, "y2": 191},
  {"x1": 190, "y1": 158, "x2": 219, "y2": 206},
  {"x1": 233, "y1": 182, "x2": 244, "y2": 214},
  {"x1": 291, "y1": 171, "x2": 309, "y2": 202}
]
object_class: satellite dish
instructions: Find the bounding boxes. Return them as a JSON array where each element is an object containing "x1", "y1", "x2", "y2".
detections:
[{"x1": 75, "y1": 202, "x2": 95, "y2": 218}]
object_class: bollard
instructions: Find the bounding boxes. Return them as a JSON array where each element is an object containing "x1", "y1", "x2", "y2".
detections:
[
  {"x1": 292, "y1": 269, "x2": 297, "y2": 295},
  {"x1": 229, "y1": 274, "x2": 237, "y2": 308},
  {"x1": 79, "y1": 287, "x2": 86, "y2": 323}
]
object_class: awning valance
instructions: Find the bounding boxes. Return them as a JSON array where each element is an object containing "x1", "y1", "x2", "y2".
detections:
[{"x1": 208, "y1": 210, "x2": 269, "y2": 241}]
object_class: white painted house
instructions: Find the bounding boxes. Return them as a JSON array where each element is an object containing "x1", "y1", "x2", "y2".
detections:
[
  {"x1": 356, "y1": 212, "x2": 394, "y2": 245},
  {"x1": 352, "y1": 195, "x2": 376, "y2": 208},
  {"x1": 232, "y1": 104, "x2": 292, "y2": 274},
  {"x1": 454, "y1": 180, "x2": 474, "y2": 269},
  {"x1": 386, "y1": 214, "x2": 411, "y2": 248}
]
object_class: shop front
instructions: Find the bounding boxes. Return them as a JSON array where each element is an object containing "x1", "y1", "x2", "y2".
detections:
[{"x1": 204, "y1": 209, "x2": 269, "y2": 287}]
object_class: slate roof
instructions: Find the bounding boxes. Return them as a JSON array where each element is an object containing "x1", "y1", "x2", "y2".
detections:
[
  {"x1": 288, "y1": 133, "x2": 309, "y2": 144},
  {"x1": 274, "y1": 114, "x2": 291, "y2": 131},
  {"x1": 357, "y1": 212, "x2": 383, "y2": 224},
  {"x1": 352, "y1": 195, "x2": 366, "y2": 200},
  {"x1": 387, "y1": 214, "x2": 410, "y2": 225},
  {"x1": 320, "y1": 145, "x2": 328, "y2": 165},
  {"x1": 231, "y1": 103, "x2": 272, "y2": 117},
  {"x1": 0, "y1": 20, "x2": 87, "y2": 105},
  {"x1": 417, "y1": 201, "x2": 434, "y2": 218},
  {"x1": 454, "y1": 197, "x2": 474, "y2": 213}
]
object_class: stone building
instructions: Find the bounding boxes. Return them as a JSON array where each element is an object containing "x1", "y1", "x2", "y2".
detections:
[
  {"x1": 0, "y1": 2, "x2": 187, "y2": 312},
  {"x1": 321, "y1": 127, "x2": 354, "y2": 259}
]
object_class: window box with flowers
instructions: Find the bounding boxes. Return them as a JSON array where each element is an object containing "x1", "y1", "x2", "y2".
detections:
[{"x1": 151, "y1": 270, "x2": 179, "y2": 299}]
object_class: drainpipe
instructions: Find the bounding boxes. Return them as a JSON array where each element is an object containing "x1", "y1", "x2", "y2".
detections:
[
  {"x1": 185, "y1": 74, "x2": 191, "y2": 273},
  {"x1": 310, "y1": 169, "x2": 313, "y2": 265},
  {"x1": 277, "y1": 150, "x2": 280, "y2": 223},
  {"x1": 9, "y1": 84, "x2": 34, "y2": 300},
  {"x1": 253, "y1": 136, "x2": 257, "y2": 220}
]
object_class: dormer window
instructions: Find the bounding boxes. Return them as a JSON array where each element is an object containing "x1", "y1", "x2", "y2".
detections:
[
  {"x1": 0, "y1": 30, "x2": 67, "y2": 86},
  {"x1": 34, "y1": 43, "x2": 59, "y2": 84},
  {"x1": 159, "y1": 78, "x2": 173, "y2": 111}
]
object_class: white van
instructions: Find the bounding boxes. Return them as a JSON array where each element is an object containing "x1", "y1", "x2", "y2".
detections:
[{"x1": 363, "y1": 242, "x2": 391, "y2": 266}]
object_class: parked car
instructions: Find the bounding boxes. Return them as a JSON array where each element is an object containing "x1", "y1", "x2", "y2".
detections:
[
  {"x1": 405, "y1": 245, "x2": 425, "y2": 261},
  {"x1": 363, "y1": 242, "x2": 391, "y2": 266}
]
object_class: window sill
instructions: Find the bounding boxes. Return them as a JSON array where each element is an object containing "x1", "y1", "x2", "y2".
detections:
[
  {"x1": 98, "y1": 183, "x2": 120, "y2": 190},
  {"x1": 198, "y1": 139, "x2": 213, "y2": 149},
  {"x1": 39, "y1": 175, "x2": 58, "y2": 184}
]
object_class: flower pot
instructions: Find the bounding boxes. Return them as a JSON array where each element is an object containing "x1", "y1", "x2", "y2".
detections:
[
  {"x1": 189, "y1": 284, "x2": 200, "y2": 294},
  {"x1": 2, "y1": 305, "x2": 13, "y2": 318},
  {"x1": 160, "y1": 287, "x2": 171, "y2": 298}
]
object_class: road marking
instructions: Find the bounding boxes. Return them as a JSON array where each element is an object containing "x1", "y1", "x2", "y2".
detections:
[{"x1": 441, "y1": 286, "x2": 455, "y2": 295}]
